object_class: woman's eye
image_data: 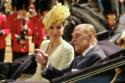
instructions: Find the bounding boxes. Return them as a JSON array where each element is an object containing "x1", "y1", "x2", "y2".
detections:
[
  {"x1": 57, "y1": 26, "x2": 61, "y2": 29},
  {"x1": 50, "y1": 26, "x2": 54, "y2": 29}
]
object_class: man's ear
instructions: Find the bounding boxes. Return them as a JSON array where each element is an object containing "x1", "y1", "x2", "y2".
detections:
[
  {"x1": 89, "y1": 35, "x2": 95, "y2": 42},
  {"x1": 88, "y1": 34, "x2": 92, "y2": 40}
]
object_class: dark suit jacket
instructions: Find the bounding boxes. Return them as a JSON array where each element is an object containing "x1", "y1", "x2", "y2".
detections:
[{"x1": 42, "y1": 45, "x2": 106, "y2": 80}]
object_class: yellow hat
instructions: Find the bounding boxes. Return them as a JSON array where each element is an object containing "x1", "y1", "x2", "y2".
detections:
[{"x1": 43, "y1": 3, "x2": 70, "y2": 30}]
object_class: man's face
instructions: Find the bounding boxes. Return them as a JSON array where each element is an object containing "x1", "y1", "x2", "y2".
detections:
[
  {"x1": 72, "y1": 27, "x2": 90, "y2": 54},
  {"x1": 107, "y1": 13, "x2": 116, "y2": 28}
]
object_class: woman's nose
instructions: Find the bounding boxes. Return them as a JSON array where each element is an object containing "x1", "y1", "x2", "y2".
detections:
[{"x1": 53, "y1": 29, "x2": 58, "y2": 34}]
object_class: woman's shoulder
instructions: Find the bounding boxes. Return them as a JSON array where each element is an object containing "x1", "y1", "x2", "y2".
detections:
[
  {"x1": 61, "y1": 40, "x2": 74, "y2": 51},
  {"x1": 42, "y1": 40, "x2": 50, "y2": 45},
  {"x1": 40, "y1": 40, "x2": 50, "y2": 48}
]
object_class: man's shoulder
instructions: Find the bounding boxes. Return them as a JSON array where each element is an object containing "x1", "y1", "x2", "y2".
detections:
[
  {"x1": 87, "y1": 45, "x2": 107, "y2": 59},
  {"x1": 88, "y1": 44, "x2": 103, "y2": 53}
]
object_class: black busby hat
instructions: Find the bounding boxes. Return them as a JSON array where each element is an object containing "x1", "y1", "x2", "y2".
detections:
[
  {"x1": 35, "y1": 0, "x2": 53, "y2": 13},
  {"x1": 12, "y1": 0, "x2": 29, "y2": 11},
  {"x1": 0, "y1": 0, "x2": 5, "y2": 12}
]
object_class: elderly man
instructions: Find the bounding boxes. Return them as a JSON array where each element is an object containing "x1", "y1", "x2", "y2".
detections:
[{"x1": 35, "y1": 24, "x2": 107, "y2": 81}]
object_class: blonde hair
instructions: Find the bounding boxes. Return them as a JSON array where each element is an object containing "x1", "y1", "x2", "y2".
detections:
[{"x1": 43, "y1": 3, "x2": 70, "y2": 30}]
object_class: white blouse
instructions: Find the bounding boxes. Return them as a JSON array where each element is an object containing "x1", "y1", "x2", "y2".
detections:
[{"x1": 27, "y1": 39, "x2": 74, "y2": 81}]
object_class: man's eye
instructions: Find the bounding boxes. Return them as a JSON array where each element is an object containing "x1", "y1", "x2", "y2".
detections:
[{"x1": 74, "y1": 35, "x2": 79, "y2": 38}]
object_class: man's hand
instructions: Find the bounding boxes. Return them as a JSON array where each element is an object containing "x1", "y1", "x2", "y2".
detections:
[
  {"x1": 35, "y1": 49, "x2": 48, "y2": 67},
  {"x1": 110, "y1": 68, "x2": 122, "y2": 83},
  {"x1": 115, "y1": 68, "x2": 122, "y2": 76}
]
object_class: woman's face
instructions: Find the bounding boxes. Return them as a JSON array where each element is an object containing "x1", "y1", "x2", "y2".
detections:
[{"x1": 47, "y1": 23, "x2": 64, "y2": 39}]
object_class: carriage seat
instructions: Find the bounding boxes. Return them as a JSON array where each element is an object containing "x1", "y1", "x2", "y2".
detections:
[{"x1": 98, "y1": 40, "x2": 125, "y2": 62}]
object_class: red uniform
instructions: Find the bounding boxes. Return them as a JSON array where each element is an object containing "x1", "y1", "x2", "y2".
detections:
[
  {"x1": 0, "y1": 14, "x2": 10, "y2": 48},
  {"x1": 8, "y1": 14, "x2": 32, "y2": 61},
  {"x1": 7, "y1": 13, "x2": 17, "y2": 32},
  {"x1": 11, "y1": 18, "x2": 32, "y2": 52},
  {"x1": 30, "y1": 14, "x2": 46, "y2": 48},
  {"x1": 0, "y1": 13, "x2": 10, "y2": 61},
  {"x1": 9, "y1": 0, "x2": 32, "y2": 61}
]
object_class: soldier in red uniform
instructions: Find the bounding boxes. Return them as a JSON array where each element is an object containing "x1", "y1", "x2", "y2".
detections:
[
  {"x1": 0, "y1": 0, "x2": 10, "y2": 62},
  {"x1": 30, "y1": 0, "x2": 53, "y2": 49},
  {"x1": 9, "y1": 0, "x2": 32, "y2": 61}
]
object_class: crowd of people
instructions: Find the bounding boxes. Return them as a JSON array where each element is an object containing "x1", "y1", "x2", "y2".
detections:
[
  {"x1": 0, "y1": 0, "x2": 124, "y2": 83},
  {"x1": 0, "y1": 0, "x2": 53, "y2": 62}
]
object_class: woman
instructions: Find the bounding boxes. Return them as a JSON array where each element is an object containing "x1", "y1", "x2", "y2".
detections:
[{"x1": 27, "y1": 3, "x2": 74, "y2": 81}]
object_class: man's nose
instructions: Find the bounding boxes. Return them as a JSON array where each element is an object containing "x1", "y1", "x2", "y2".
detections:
[{"x1": 71, "y1": 39, "x2": 73, "y2": 45}]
